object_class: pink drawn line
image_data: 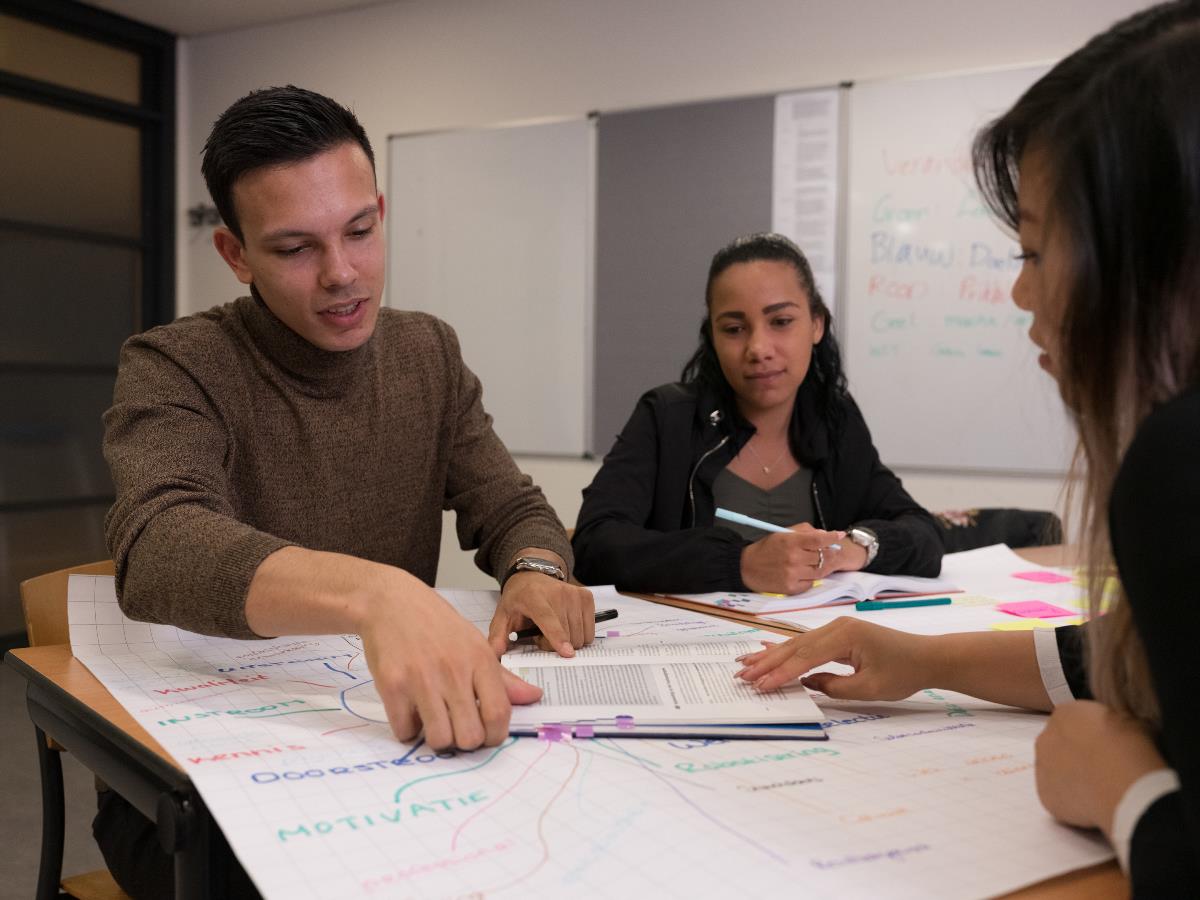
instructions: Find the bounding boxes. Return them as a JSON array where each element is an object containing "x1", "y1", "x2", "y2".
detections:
[
  {"x1": 483, "y1": 742, "x2": 582, "y2": 895},
  {"x1": 321, "y1": 723, "x2": 373, "y2": 737},
  {"x1": 617, "y1": 624, "x2": 656, "y2": 638},
  {"x1": 600, "y1": 738, "x2": 785, "y2": 864},
  {"x1": 290, "y1": 680, "x2": 339, "y2": 690},
  {"x1": 450, "y1": 740, "x2": 551, "y2": 851}
]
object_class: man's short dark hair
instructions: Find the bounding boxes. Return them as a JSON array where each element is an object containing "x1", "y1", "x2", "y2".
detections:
[{"x1": 201, "y1": 85, "x2": 375, "y2": 241}]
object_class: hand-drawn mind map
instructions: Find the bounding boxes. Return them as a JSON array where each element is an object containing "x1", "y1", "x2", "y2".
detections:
[{"x1": 67, "y1": 579, "x2": 1110, "y2": 899}]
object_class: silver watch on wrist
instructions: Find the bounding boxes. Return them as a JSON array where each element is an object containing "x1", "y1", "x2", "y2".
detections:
[
  {"x1": 846, "y1": 526, "x2": 880, "y2": 567},
  {"x1": 503, "y1": 556, "x2": 566, "y2": 587}
]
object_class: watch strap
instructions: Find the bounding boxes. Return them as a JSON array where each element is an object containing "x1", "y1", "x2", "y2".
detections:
[{"x1": 502, "y1": 556, "x2": 566, "y2": 588}]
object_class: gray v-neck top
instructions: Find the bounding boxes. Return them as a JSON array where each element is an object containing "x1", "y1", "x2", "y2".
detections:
[{"x1": 711, "y1": 466, "x2": 815, "y2": 540}]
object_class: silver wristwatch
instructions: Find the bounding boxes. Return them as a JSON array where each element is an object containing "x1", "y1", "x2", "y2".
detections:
[
  {"x1": 503, "y1": 556, "x2": 566, "y2": 587},
  {"x1": 846, "y1": 526, "x2": 880, "y2": 567}
]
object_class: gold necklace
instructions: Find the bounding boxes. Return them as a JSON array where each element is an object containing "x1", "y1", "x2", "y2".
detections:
[{"x1": 743, "y1": 438, "x2": 788, "y2": 475}]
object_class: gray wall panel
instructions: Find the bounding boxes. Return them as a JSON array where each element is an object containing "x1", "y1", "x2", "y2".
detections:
[{"x1": 593, "y1": 96, "x2": 775, "y2": 457}]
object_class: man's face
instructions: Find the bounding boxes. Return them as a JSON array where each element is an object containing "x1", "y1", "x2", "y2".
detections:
[{"x1": 213, "y1": 142, "x2": 385, "y2": 352}]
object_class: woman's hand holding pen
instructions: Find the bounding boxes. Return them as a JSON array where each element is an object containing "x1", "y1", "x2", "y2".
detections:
[
  {"x1": 739, "y1": 523, "x2": 847, "y2": 595},
  {"x1": 734, "y1": 617, "x2": 931, "y2": 699}
]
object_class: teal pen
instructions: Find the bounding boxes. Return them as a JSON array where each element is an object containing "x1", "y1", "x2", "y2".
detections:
[
  {"x1": 714, "y1": 508, "x2": 842, "y2": 550},
  {"x1": 855, "y1": 597, "x2": 953, "y2": 611}
]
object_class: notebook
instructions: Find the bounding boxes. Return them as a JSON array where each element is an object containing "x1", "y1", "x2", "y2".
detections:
[
  {"x1": 667, "y1": 570, "x2": 960, "y2": 615},
  {"x1": 501, "y1": 640, "x2": 827, "y2": 740}
]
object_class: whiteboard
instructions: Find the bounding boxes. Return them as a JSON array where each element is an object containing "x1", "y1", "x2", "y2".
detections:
[
  {"x1": 843, "y1": 66, "x2": 1074, "y2": 474},
  {"x1": 387, "y1": 118, "x2": 593, "y2": 456}
]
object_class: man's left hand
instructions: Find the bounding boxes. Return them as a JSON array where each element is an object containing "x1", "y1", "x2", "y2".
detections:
[{"x1": 488, "y1": 573, "x2": 595, "y2": 657}]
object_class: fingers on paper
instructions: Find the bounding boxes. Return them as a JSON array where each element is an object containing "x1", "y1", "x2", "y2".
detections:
[
  {"x1": 531, "y1": 611, "x2": 573, "y2": 656},
  {"x1": 578, "y1": 586, "x2": 596, "y2": 645},
  {"x1": 501, "y1": 668, "x2": 543, "y2": 705},
  {"x1": 751, "y1": 648, "x2": 818, "y2": 692},
  {"x1": 487, "y1": 613, "x2": 518, "y2": 656},
  {"x1": 735, "y1": 638, "x2": 804, "y2": 685},
  {"x1": 442, "y1": 668, "x2": 488, "y2": 751},
  {"x1": 382, "y1": 690, "x2": 422, "y2": 745},
  {"x1": 410, "y1": 672, "x2": 457, "y2": 751},
  {"x1": 738, "y1": 627, "x2": 855, "y2": 692},
  {"x1": 554, "y1": 583, "x2": 595, "y2": 650},
  {"x1": 474, "y1": 666, "x2": 513, "y2": 748}
]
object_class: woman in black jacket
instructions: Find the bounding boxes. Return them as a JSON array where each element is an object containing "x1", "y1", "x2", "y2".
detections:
[{"x1": 572, "y1": 233, "x2": 942, "y2": 594}]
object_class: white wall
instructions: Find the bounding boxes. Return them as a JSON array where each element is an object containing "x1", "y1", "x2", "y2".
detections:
[{"x1": 178, "y1": 0, "x2": 1137, "y2": 585}]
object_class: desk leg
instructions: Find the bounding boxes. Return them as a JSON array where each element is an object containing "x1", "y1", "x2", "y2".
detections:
[
  {"x1": 161, "y1": 790, "x2": 231, "y2": 899},
  {"x1": 33, "y1": 726, "x2": 65, "y2": 900}
]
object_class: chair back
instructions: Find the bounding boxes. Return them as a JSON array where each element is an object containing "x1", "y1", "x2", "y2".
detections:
[
  {"x1": 20, "y1": 560, "x2": 115, "y2": 647},
  {"x1": 934, "y1": 509, "x2": 1063, "y2": 554}
]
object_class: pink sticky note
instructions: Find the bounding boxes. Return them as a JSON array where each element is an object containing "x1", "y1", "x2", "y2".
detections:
[
  {"x1": 1012, "y1": 570, "x2": 1072, "y2": 584},
  {"x1": 996, "y1": 600, "x2": 1076, "y2": 618},
  {"x1": 606, "y1": 630, "x2": 621, "y2": 638},
  {"x1": 574, "y1": 724, "x2": 595, "y2": 738}
]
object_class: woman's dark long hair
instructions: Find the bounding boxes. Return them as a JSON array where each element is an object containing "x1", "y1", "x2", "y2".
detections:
[
  {"x1": 972, "y1": 0, "x2": 1200, "y2": 724},
  {"x1": 681, "y1": 232, "x2": 848, "y2": 441}
]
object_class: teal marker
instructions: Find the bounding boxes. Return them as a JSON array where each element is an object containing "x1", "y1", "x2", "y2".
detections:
[{"x1": 854, "y1": 597, "x2": 953, "y2": 611}]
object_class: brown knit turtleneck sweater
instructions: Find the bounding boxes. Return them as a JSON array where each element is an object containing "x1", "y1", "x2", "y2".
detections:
[{"x1": 103, "y1": 296, "x2": 571, "y2": 639}]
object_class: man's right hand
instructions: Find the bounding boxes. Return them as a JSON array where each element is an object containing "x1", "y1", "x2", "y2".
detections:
[
  {"x1": 246, "y1": 547, "x2": 541, "y2": 752},
  {"x1": 357, "y1": 572, "x2": 541, "y2": 751}
]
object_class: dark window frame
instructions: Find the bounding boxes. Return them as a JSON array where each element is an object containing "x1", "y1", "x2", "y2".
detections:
[
  {"x1": 0, "y1": 0, "x2": 176, "y2": 331},
  {"x1": 0, "y1": 1, "x2": 175, "y2": 642}
]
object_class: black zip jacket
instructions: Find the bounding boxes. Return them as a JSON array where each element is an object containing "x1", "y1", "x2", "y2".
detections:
[{"x1": 572, "y1": 381, "x2": 943, "y2": 592}]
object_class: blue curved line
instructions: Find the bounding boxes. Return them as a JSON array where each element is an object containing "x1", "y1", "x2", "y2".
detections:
[
  {"x1": 392, "y1": 737, "x2": 519, "y2": 803},
  {"x1": 396, "y1": 737, "x2": 425, "y2": 764},
  {"x1": 338, "y1": 680, "x2": 387, "y2": 723}
]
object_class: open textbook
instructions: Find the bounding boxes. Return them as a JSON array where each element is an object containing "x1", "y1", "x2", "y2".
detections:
[
  {"x1": 667, "y1": 569, "x2": 959, "y2": 615},
  {"x1": 501, "y1": 639, "x2": 826, "y2": 739}
]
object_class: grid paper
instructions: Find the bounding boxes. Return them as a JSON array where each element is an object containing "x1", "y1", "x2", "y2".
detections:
[{"x1": 66, "y1": 578, "x2": 1111, "y2": 898}]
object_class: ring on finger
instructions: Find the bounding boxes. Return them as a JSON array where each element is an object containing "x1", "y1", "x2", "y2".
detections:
[{"x1": 816, "y1": 547, "x2": 825, "y2": 570}]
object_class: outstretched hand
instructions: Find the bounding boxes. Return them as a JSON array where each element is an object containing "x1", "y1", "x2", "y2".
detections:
[
  {"x1": 358, "y1": 580, "x2": 544, "y2": 751},
  {"x1": 734, "y1": 617, "x2": 933, "y2": 700}
]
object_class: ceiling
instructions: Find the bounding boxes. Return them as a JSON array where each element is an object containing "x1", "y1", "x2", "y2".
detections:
[{"x1": 84, "y1": 0, "x2": 399, "y2": 37}]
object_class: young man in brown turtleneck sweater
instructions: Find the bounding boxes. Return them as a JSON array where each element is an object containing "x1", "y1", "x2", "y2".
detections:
[{"x1": 97, "y1": 86, "x2": 594, "y2": 898}]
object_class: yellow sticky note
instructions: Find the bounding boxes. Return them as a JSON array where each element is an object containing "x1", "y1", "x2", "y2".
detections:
[{"x1": 990, "y1": 616, "x2": 1082, "y2": 631}]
